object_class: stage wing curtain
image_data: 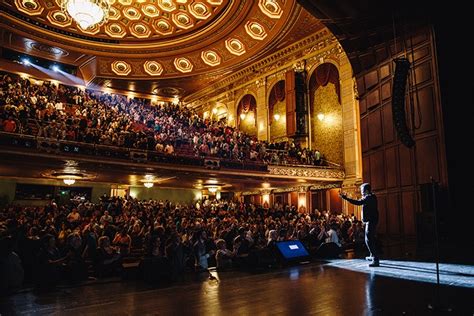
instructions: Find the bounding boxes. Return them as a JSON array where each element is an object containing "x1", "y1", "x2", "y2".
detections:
[
  {"x1": 268, "y1": 80, "x2": 286, "y2": 124},
  {"x1": 309, "y1": 63, "x2": 341, "y2": 107}
]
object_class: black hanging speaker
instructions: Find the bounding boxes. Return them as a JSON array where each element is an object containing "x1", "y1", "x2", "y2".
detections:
[{"x1": 392, "y1": 58, "x2": 415, "y2": 147}]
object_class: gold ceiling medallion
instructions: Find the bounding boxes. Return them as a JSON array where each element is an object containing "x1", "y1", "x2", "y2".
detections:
[
  {"x1": 157, "y1": 0, "x2": 176, "y2": 12},
  {"x1": 142, "y1": 4, "x2": 160, "y2": 18},
  {"x1": 258, "y1": 0, "x2": 283, "y2": 19},
  {"x1": 201, "y1": 50, "x2": 221, "y2": 67},
  {"x1": 15, "y1": 0, "x2": 44, "y2": 15},
  {"x1": 107, "y1": 6, "x2": 120, "y2": 20},
  {"x1": 173, "y1": 12, "x2": 194, "y2": 29},
  {"x1": 152, "y1": 19, "x2": 174, "y2": 35},
  {"x1": 131, "y1": 23, "x2": 151, "y2": 38},
  {"x1": 174, "y1": 57, "x2": 193, "y2": 73},
  {"x1": 143, "y1": 61, "x2": 164, "y2": 76},
  {"x1": 188, "y1": 2, "x2": 211, "y2": 19},
  {"x1": 47, "y1": 10, "x2": 72, "y2": 27},
  {"x1": 105, "y1": 23, "x2": 127, "y2": 38},
  {"x1": 245, "y1": 21, "x2": 267, "y2": 40},
  {"x1": 225, "y1": 38, "x2": 246, "y2": 56},
  {"x1": 111, "y1": 61, "x2": 132, "y2": 76},
  {"x1": 123, "y1": 7, "x2": 141, "y2": 20}
]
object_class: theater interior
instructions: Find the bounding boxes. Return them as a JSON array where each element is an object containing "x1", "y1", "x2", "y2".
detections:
[{"x1": 0, "y1": 0, "x2": 472, "y2": 314}]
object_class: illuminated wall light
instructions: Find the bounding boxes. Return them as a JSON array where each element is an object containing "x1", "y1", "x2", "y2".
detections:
[
  {"x1": 273, "y1": 113, "x2": 280, "y2": 121},
  {"x1": 144, "y1": 182, "x2": 154, "y2": 188},
  {"x1": 240, "y1": 113, "x2": 246, "y2": 120},
  {"x1": 262, "y1": 194, "x2": 270, "y2": 204},
  {"x1": 298, "y1": 195, "x2": 307, "y2": 209},
  {"x1": 212, "y1": 108, "x2": 218, "y2": 114},
  {"x1": 317, "y1": 113, "x2": 325, "y2": 121},
  {"x1": 172, "y1": 97, "x2": 180, "y2": 105},
  {"x1": 228, "y1": 114, "x2": 234, "y2": 121}
]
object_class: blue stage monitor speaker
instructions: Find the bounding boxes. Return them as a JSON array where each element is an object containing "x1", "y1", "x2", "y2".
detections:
[{"x1": 276, "y1": 240, "x2": 309, "y2": 260}]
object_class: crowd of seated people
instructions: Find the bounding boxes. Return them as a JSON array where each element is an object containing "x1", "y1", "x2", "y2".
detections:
[
  {"x1": 0, "y1": 73, "x2": 325, "y2": 166},
  {"x1": 0, "y1": 194, "x2": 366, "y2": 293}
]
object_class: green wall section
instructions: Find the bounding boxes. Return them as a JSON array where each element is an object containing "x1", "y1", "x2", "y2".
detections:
[
  {"x1": 0, "y1": 178, "x2": 111, "y2": 205},
  {"x1": 0, "y1": 178, "x2": 200, "y2": 205},
  {"x1": 129, "y1": 186, "x2": 200, "y2": 203}
]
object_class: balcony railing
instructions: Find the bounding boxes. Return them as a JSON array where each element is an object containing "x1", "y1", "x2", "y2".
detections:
[{"x1": 0, "y1": 132, "x2": 344, "y2": 176}]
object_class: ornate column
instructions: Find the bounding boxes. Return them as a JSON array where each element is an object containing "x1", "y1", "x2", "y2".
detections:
[{"x1": 256, "y1": 78, "x2": 268, "y2": 141}]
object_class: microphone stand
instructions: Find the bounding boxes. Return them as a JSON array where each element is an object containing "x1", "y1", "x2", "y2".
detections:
[{"x1": 427, "y1": 177, "x2": 452, "y2": 312}]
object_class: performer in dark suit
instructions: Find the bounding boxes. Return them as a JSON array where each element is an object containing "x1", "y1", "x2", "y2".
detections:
[{"x1": 340, "y1": 183, "x2": 380, "y2": 267}]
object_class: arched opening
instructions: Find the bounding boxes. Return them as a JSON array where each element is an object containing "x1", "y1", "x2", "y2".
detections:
[
  {"x1": 268, "y1": 80, "x2": 287, "y2": 142},
  {"x1": 236, "y1": 94, "x2": 257, "y2": 137},
  {"x1": 309, "y1": 63, "x2": 343, "y2": 165}
]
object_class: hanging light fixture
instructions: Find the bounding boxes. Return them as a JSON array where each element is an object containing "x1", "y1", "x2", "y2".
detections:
[
  {"x1": 63, "y1": 178, "x2": 76, "y2": 185},
  {"x1": 61, "y1": 0, "x2": 110, "y2": 30},
  {"x1": 207, "y1": 186, "x2": 218, "y2": 193},
  {"x1": 144, "y1": 182, "x2": 154, "y2": 188}
]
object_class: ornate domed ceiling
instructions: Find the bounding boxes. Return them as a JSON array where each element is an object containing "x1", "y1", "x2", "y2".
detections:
[{"x1": 0, "y1": 0, "x2": 325, "y2": 97}]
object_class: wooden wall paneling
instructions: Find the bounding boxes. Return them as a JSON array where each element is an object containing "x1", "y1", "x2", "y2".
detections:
[
  {"x1": 382, "y1": 102, "x2": 394, "y2": 143},
  {"x1": 398, "y1": 144, "x2": 414, "y2": 186},
  {"x1": 329, "y1": 189, "x2": 342, "y2": 212},
  {"x1": 385, "y1": 146, "x2": 398, "y2": 188},
  {"x1": 363, "y1": 156, "x2": 370, "y2": 183},
  {"x1": 379, "y1": 63, "x2": 390, "y2": 80},
  {"x1": 414, "y1": 86, "x2": 436, "y2": 134},
  {"x1": 377, "y1": 194, "x2": 387, "y2": 234},
  {"x1": 387, "y1": 193, "x2": 401, "y2": 235},
  {"x1": 366, "y1": 89, "x2": 380, "y2": 110},
  {"x1": 369, "y1": 150, "x2": 385, "y2": 190},
  {"x1": 401, "y1": 191, "x2": 416, "y2": 235},
  {"x1": 413, "y1": 61, "x2": 433, "y2": 85},
  {"x1": 415, "y1": 137, "x2": 440, "y2": 183},
  {"x1": 290, "y1": 192, "x2": 298, "y2": 207},
  {"x1": 368, "y1": 109, "x2": 383, "y2": 148},
  {"x1": 359, "y1": 98, "x2": 367, "y2": 114},
  {"x1": 361, "y1": 116, "x2": 369, "y2": 152},
  {"x1": 364, "y1": 70, "x2": 378, "y2": 90},
  {"x1": 381, "y1": 81, "x2": 391, "y2": 100}
]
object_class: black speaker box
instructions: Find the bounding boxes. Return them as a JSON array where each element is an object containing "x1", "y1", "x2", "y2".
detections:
[{"x1": 392, "y1": 58, "x2": 415, "y2": 147}]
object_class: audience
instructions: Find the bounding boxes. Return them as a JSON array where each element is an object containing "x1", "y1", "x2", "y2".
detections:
[
  {"x1": 0, "y1": 73, "x2": 325, "y2": 166},
  {"x1": 0, "y1": 194, "x2": 364, "y2": 290}
]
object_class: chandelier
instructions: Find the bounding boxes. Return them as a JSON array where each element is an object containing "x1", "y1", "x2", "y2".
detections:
[{"x1": 61, "y1": 0, "x2": 110, "y2": 30}]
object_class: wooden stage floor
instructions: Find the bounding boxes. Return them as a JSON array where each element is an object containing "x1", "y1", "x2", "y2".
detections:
[{"x1": 1, "y1": 259, "x2": 473, "y2": 315}]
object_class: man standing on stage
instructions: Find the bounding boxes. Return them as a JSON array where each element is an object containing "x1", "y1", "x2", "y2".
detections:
[{"x1": 340, "y1": 183, "x2": 380, "y2": 267}]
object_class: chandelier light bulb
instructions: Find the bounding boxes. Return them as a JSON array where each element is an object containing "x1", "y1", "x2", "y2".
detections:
[
  {"x1": 63, "y1": 178, "x2": 76, "y2": 185},
  {"x1": 144, "y1": 182, "x2": 154, "y2": 188}
]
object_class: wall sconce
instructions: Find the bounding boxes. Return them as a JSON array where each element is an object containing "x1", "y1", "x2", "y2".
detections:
[
  {"x1": 317, "y1": 113, "x2": 325, "y2": 121},
  {"x1": 240, "y1": 113, "x2": 246, "y2": 120},
  {"x1": 273, "y1": 114, "x2": 280, "y2": 121},
  {"x1": 212, "y1": 108, "x2": 218, "y2": 114}
]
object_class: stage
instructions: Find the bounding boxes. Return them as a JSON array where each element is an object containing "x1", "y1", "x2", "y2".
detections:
[{"x1": 1, "y1": 259, "x2": 473, "y2": 315}]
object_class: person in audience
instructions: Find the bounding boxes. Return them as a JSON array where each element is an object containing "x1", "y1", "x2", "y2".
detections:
[{"x1": 215, "y1": 239, "x2": 235, "y2": 270}]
